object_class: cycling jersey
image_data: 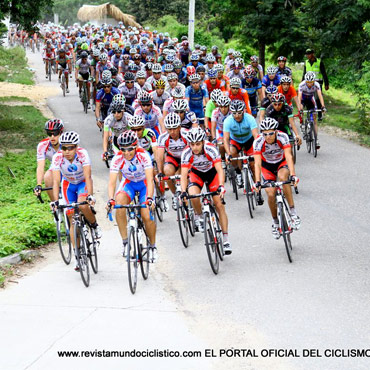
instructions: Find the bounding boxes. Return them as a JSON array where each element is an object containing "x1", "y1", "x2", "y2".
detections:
[
  {"x1": 276, "y1": 66, "x2": 292, "y2": 78},
  {"x1": 205, "y1": 100, "x2": 216, "y2": 119},
  {"x1": 265, "y1": 103, "x2": 294, "y2": 135},
  {"x1": 180, "y1": 111, "x2": 197, "y2": 130},
  {"x1": 262, "y1": 75, "x2": 281, "y2": 87},
  {"x1": 253, "y1": 131, "x2": 290, "y2": 164},
  {"x1": 226, "y1": 89, "x2": 252, "y2": 114},
  {"x1": 134, "y1": 105, "x2": 162, "y2": 133},
  {"x1": 278, "y1": 85, "x2": 297, "y2": 106},
  {"x1": 211, "y1": 108, "x2": 231, "y2": 137},
  {"x1": 181, "y1": 141, "x2": 221, "y2": 172},
  {"x1": 227, "y1": 70, "x2": 244, "y2": 81},
  {"x1": 96, "y1": 86, "x2": 120, "y2": 110},
  {"x1": 147, "y1": 75, "x2": 169, "y2": 90},
  {"x1": 36, "y1": 138, "x2": 60, "y2": 162},
  {"x1": 75, "y1": 58, "x2": 90, "y2": 74},
  {"x1": 223, "y1": 113, "x2": 257, "y2": 143},
  {"x1": 247, "y1": 63, "x2": 264, "y2": 79},
  {"x1": 260, "y1": 97, "x2": 271, "y2": 110},
  {"x1": 242, "y1": 77, "x2": 262, "y2": 107},
  {"x1": 138, "y1": 128, "x2": 157, "y2": 154},
  {"x1": 43, "y1": 46, "x2": 55, "y2": 59},
  {"x1": 158, "y1": 132, "x2": 188, "y2": 158},
  {"x1": 185, "y1": 85, "x2": 209, "y2": 119},
  {"x1": 204, "y1": 79, "x2": 224, "y2": 94},
  {"x1": 56, "y1": 55, "x2": 69, "y2": 68},
  {"x1": 163, "y1": 97, "x2": 175, "y2": 114},
  {"x1": 118, "y1": 82, "x2": 141, "y2": 105},
  {"x1": 150, "y1": 90, "x2": 170, "y2": 111},
  {"x1": 111, "y1": 54, "x2": 122, "y2": 69},
  {"x1": 119, "y1": 61, "x2": 131, "y2": 75},
  {"x1": 110, "y1": 147, "x2": 152, "y2": 182},
  {"x1": 51, "y1": 147, "x2": 91, "y2": 185},
  {"x1": 298, "y1": 81, "x2": 321, "y2": 97},
  {"x1": 103, "y1": 112, "x2": 131, "y2": 138},
  {"x1": 96, "y1": 61, "x2": 113, "y2": 79}
]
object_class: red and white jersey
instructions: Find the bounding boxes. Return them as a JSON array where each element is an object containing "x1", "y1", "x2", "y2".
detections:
[
  {"x1": 36, "y1": 138, "x2": 59, "y2": 162},
  {"x1": 51, "y1": 147, "x2": 91, "y2": 184},
  {"x1": 181, "y1": 142, "x2": 221, "y2": 172},
  {"x1": 43, "y1": 46, "x2": 55, "y2": 58},
  {"x1": 134, "y1": 104, "x2": 162, "y2": 130},
  {"x1": 253, "y1": 131, "x2": 290, "y2": 164},
  {"x1": 211, "y1": 108, "x2": 231, "y2": 132},
  {"x1": 110, "y1": 147, "x2": 152, "y2": 182},
  {"x1": 163, "y1": 97, "x2": 175, "y2": 114},
  {"x1": 158, "y1": 132, "x2": 187, "y2": 158}
]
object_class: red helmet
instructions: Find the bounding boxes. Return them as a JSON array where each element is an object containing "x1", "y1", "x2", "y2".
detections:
[
  {"x1": 271, "y1": 93, "x2": 286, "y2": 103},
  {"x1": 44, "y1": 119, "x2": 64, "y2": 131},
  {"x1": 186, "y1": 66, "x2": 196, "y2": 76}
]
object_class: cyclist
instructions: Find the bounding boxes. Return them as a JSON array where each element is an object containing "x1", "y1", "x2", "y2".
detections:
[
  {"x1": 204, "y1": 69, "x2": 225, "y2": 95},
  {"x1": 56, "y1": 48, "x2": 70, "y2": 93},
  {"x1": 50, "y1": 131, "x2": 102, "y2": 270},
  {"x1": 95, "y1": 70, "x2": 120, "y2": 129},
  {"x1": 276, "y1": 56, "x2": 292, "y2": 79},
  {"x1": 211, "y1": 95, "x2": 232, "y2": 160},
  {"x1": 223, "y1": 100, "x2": 258, "y2": 187},
  {"x1": 156, "y1": 113, "x2": 188, "y2": 210},
  {"x1": 75, "y1": 51, "x2": 91, "y2": 106},
  {"x1": 205, "y1": 88, "x2": 223, "y2": 133},
  {"x1": 163, "y1": 86, "x2": 185, "y2": 117},
  {"x1": 226, "y1": 77, "x2": 252, "y2": 114},
  {"x1": 95, "y1": 52, "x2": 113, "y2": 86},
  {"x1": 265, "y1": 93, "x2": 302, "y2": 149},
  {"x1": 242, "y1": 68, "x2": 263, "y2": 118},
  {"x1": 111, "y1": 66, "x2": 124, "y2": 87},
  {"x1": 180, "y1": 127, "x2": 231, "y2": 254},
  {"x1": 262, "y1": 66, "x2": 281, "y2": 96},
  {"x1": 185, "y1": 73, "x2": 209, "y2": 127},
  {"x1": 43, "y1": 39, "x2": 56, "y2": 79},
  {"x1": 150, "y1": 79, "x2": 171, "y2": 111},
  {"x1": 34, "y1": 119, "x2": 64, "y2": 201},
  {"x1": 118, "y1": 71, "x2": 141, "y2": 106},
  {"x1": 103, "y1": 95, "x2": 132, "y2": 159},
  {"x1": 179, "y1": 40, "x2": 192, "y2": 65},
  {"x1": 173, "y1": 59, "x2": 187, "y2": 84},
  {"x1": 107, "y1": 131, "x2": 157, "y2": 262},
  {"x1": 135, "y1": 70, "x2": 152, "y2": 92},
  {"x1": 253, "y1": 118, "x2": 300, "y2": 238},
  {"x1": 167, "y1": 72, "x2": 186, "y2": 96},
  {"x1": 259, "y1": 85, "x2": 278, "y2": 120},
  {"x1": 297, "y1": 71, "x2": 326, "y2": 149},
  {"x1": 147, "y1": 63, "x2": 169, "y2": 90},
  {"x1": 205, "y1": 54, "x2": 216, "y2": 75},
  {"x1": 172, "y1": 99, "x2": 198, "y2": 131},
  {"x1": 118, "y1": 54, "x2": 131, "y2": 76},
  {"x1": 278, "y1": 76, "x2": 299, "y2": 109},
  {"x1": 249, "y1": 55, "x2": 264, "y2": 81},
  {"x1": 227, "y1": 59, "x2": 244, "y2": 80},
  {"x1": 211, "y1": 45, "x2": 222, "y2": 63},
  {"x1": 214, "y1": 63, "x2": 230, "y2": 91}
]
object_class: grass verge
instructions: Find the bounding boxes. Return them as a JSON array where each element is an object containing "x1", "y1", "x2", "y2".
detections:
[
  {"x1": 0, "y1": 104, "x2": 56, "y2": 258},
  {"x1": 0, "y1": 46, "x2": 34, "y2": 85}
]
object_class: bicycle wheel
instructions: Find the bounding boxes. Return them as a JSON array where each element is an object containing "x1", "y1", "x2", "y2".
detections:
[
  {"x1": 83, "y1": 84, "x2": 88, "y2": 114},
  {"x1": 312, "y1": 125, "x2": 318, "y2": 158},
  {"x1": 186, "y1": 200, "x2": 196, "y2": 237},
  {"x1": 278, "y1": 202, "x2": 293, "y2": 263},
  {"x1": 306, "y1": 121, "x2": 312, "y2": 153},
  {"x1": 57, "y1": 209, "x2": 72, "y2": 265},
  {"x1": 154, "y1": 183, "x2": 164, "y2": 222},
  {"x1": 211, "y1": 208, "x2": 224, "y2": 261},
  {"x1": 137, "y1": 223, "x2": 150, "y2": 280},
  {"x1": 204, "y1": 212, "x2": 219, "y2": 274},
  {"x1": 244, "y1": 168, "x2": 253, "y2": 219},
  {"x1": 48, "y1": 63, "x2": 51, "y2": 82},
  {"x1": 127, "y1": 226, "x2": 138, "y2": 294},
  {"x1": 85, "y1": 225, "x2": 98, "y2": 274},
  {"x1": 177, "y1": 199, "x2": 189, "y2": 248},
  {"x1": 229, "y1": 166, "x2": 238, "y2": 200},
  {"x1": 61, "y1": 74, "x2": 66, "y2": 97},
  {"x1": 74, "y1": 224, "x2": 90, "y2": 287}
]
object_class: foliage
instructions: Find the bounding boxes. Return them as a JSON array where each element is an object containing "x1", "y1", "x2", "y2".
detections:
[
  {"x1": 0, "y1": 46, "x2": 34, "y2": 85},
  {"x1": 0, "y1": 104, "x2": 56, "y2": 258}
]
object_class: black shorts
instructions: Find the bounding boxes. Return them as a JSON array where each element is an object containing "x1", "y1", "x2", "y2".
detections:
[
  {"x1": 164, "y1": 154, "x2": 181, "y2": 170},
  {"x1": 261, "y1": 159, "x2": 288, "y2": 181},
  {"x1": 230, "y1": 135, "x2": 254, "y2": 155},
  {"x1": 79, "y1": 72, "x2": 89, "y2": 81}
]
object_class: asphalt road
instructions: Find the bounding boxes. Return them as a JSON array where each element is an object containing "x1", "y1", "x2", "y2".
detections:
[{"x1": 1, "y1": 48, "x2": 370, "y2": 370}]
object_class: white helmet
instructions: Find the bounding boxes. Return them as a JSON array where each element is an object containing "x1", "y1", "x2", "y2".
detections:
[
  {"x1": 164, "y1": 112, "x2": 181, "y2": 129},
  {"x1": 59, "y1": 131, "x2": 80, "y2": 145},
  {"x1": 129, "y1": 115, "x2": 145, "y2": 128},
  {"x1": 260, "y1": 117, "x2": 278, "y2": 131},
  {"x1": 186, "y1": 127, "x2": 206, "y2": 143},
  {"x1": 152, "y1": 63, "x2": 162, "y2": 73}
]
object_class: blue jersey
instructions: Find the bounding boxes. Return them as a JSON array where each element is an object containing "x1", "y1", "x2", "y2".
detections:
[
  {"x1": 242, "y1": 77, "x2": 262, "y2": 100},
  {"x1": 262, "y1": 75, "x2": 281, "y2": 87},
  {"x1": 185, "y1": 85, "x2": 209, "y2": 118},
  {"x1": 96, "y1": 87, "x2": 120, "y2": 109},
  {"x1": 223, "y1": 113, "x2": 257, "y2": 143}
]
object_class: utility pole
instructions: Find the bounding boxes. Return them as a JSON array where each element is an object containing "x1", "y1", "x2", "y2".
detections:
[{"x1": 188, "y1": 0, "x2": 195, "y2": 48}]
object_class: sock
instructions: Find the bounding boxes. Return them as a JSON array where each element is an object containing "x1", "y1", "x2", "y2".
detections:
[
  {"x1": 236, "y1": 168, "x2": 241, "y2": 175},
  {"x1": 273, "y1": 217, "x2": 279, "y2": 225},
  {"x1": 149, "y1": 243, "x2": 156, "y2": 249},
  {"x1": 195, "y1": 214, "x2": 200, "y2": 221},
  {"x1": 122, "y1": 238, "x2": 128, "y2": 245},
  {"x1": 290, "y1": 207, "x2": 296, "y2": 216},
  {"x1": 223, "y1": 233, "x2": 229, "y2": 243},
  {"x1": 90, "y1": 222, "x2": 98, "y2": 228}
]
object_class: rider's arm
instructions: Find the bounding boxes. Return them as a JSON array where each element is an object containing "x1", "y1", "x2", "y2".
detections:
[
  {"x1": 155, "y1": 147, "x2": 165, "y2": 173},
  {"x1": 254, "y1": 154, "x2": 262, "y2": 183},
  {"x1": 95, "y1": 101, "x2": 101, "y2": 120},
  {"x1": 317, "y1": 89, "x2": 325, "y2": 107},
  {"x1": 214, "y1": 161, "x2": 225, "y2": 186},
  {"x1": 158, "y1": 116, "x2": 165, "y2": 133},
  {"x1": 103, "y1": 128, "x2": 109, "y2": 153},
  {"x1": 108, "y1": 171, "x2": 118, "y2": 200},
  {"x1": 288, "y1": 116, "x2": 300, "y2": 139},
  {"x1": 258, "y1": 86, "x2": 264, "y2": 101},
  {"x1": 180, "y1": 165, "x2": 189, "y2": 193},
  {"x1": 83, "y1": 165, "x2": 93, "y2": 196},
  {"x1": 284, "y1": 147, "x2": 296, "y2": 176},
  {"x1": 145, "y1": 168, "x2": 154, "y2": 199},
  {"x1": 223, "y1": 131, "x2": 231, "y2": 156},
  {"x1": 211, "y1": 119, "x2": 217, "y2": 140},
  {"x1": 251, "y1": 127, "x2": 259, "y2": 139},
  {"x1": 52, "y1": 169, "x2": 61, "y2": 201},
  {"x1": 297, "y1": 91, "x2": 303, "y2": 111},
  {"x1": 36, "y1": 159, "x2": 45, "y2": 185}
]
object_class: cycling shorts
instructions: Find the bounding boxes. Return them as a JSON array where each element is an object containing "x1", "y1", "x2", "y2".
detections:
[
  {"x1": 301, "y1": 95, "x2": 317, "y2": 110},
  {"x1": 188, "y1": 167, "x2": 219, "y2": 192},
  {"x1": 57, "y1": 63, "x2": 68, "y2": 71},
  {"x1": 216, "y1": 129, "x2": 224, "y2": 140},
  {"x1": 164, "y1": 154, "x2": 181, "y2": 171},
  {"x1": 78, "y1": 72, "x2": 90, "y2": 81},
  {"x1": 152, "y1": 125, "x2": 160, "y2": 138},
  {"x1": 261, "y1": 159, "x2": 288, "y2": 181},
  {"x1": 116, "y1": 178, "x2": 148, "y2": 203},
  {"x1": 61, "y1": 179, "x2": 88, "y2": 214},
  {"x1": 230, "y1": 135, "x2": 254, "y2": 155}
]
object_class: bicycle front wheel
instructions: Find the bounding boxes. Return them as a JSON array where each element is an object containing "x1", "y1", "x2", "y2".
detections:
[
  {"x1": 278, "y1": 202, "x2": 293, "y2": 263},
  {"x1": 137, "y1": 223, "x2": 150, "y2": 280},
  {"x1": 74, "y1": 224, "x2": 90, "y2": 287},
  {"x1": 204, "y1": 212, "x2": 219, "y2": 274},
  {"x1": 229, "y1": 166, "x2": 238, "y2": 200},
  {"x1": 83, "y1": 84, "x2": 88, "y2": 114},
  {"x1": 306, "y1": 121, "x2": 312, "y2": 153},
  {"x1": 127, "y1": 226, "x2": 138, "y2": 294},
  {"x1": 57, "y1": 209, "x2": 72, "y2": 265},
  {"x1": 177, "y1": 200, "x2": 189, "y2": 248},
  {"x1": 312, "y1": 126, "x2": 318, "y2": 158},
  {"x1": 186, "y1": 200, "x2": 196, "y2": 237},
  {"x1": 86, "y1": 225, "x2": 98, "y2": 274},
  {"x1": 61, "y1": 75, "x2": 66, "y2": 97},
  {"x1": 244, "y1": 168, "x2": 254, "y2": 219}
]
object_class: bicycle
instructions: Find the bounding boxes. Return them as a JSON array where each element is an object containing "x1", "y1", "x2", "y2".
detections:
[
  {"x1": 162, "y1": 175, "x2": 195, "y2": 248},
  {"x1": 108, "y1": 203, "x2": 151, "y2": 294},
  {"x1": 259, "y1": 180, "x2": 299, "y2": 263},
  {"x1": 46, "y1": 58, "x2": 52, "y2": 82},
  {"x1": 60, "y1": 69, "x2": 68, "y2": 97},
  {"x1": 301, "y1": 109, "x2": 322, "y2": 158},
  {"x1": 103, "y1": 137, "x2": 115, "y2": 169},
  {"x1": 227, "y1": 163, "x2": 239, "y2": 200},
  {"x1": 36, "y1": 187, "x2": 72, "y2": 265},
  {"x1": 231, "y1": 155, "x2": 257, "y2": 218},
  {"x1": 187, "y1": 190, "x2": 224, "y2": 274},
  {"x1": 81, "y1": 79, "x2": 91, "y2": 114},
  {"x1": 55, "y1": 201, "x2": 99, "y2": 287}
]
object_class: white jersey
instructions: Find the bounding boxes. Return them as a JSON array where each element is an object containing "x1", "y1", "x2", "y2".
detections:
[
  {"x1": 103, "y1": 112, "x2": 132, "y2": 137},
  {"x1": 51, "y1": 147, "x2": 91, "y2": 184},
  {"x1": 211, "y1": 108, "x2": 231, "y2": 132},
  {"x1": 150, "y1": 90, "x2": 171, "y2": 111},
  {"x1": 298, "y1": 81, "x2": 321, "y2": 97},
  {"x1": 110, "y1": 148, "x2": 152, "y2": 182},
  {"x1": 37, "y1": 138, "x2": 59, "y2": 162},
  {"x1": 158, "y1": 132, "x2": 188, "y2": 158},
  {"x1": 181, "y1": 142, "x2": 221, "y2": 172},
  {"x1": 134, "y1": 105, "x2": 162, "y2": 130},
  {"x1": 253, "y1": 131, "x2": 290, "y2": 164}
]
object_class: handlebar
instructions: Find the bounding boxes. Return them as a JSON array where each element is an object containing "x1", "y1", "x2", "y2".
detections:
[
  {"x1": 161, "y1": 175, "x2": 181, "y2": 181},
  {"x1": 107, "y1": 203, "x2": 148, "y2": 221},
  {"x1": 186, "y1": 190, "x2": 226, "y2": 205},
  {"x1": 36, "y1": 186, "x2": 53, "y2": 203},
  {"x1": 230, "y1": 156, "x2": 253, "y2": 162}
]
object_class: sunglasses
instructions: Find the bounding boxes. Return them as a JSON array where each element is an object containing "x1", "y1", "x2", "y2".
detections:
[
  {"x1": 121, "y1": 146, "x2": 136, "y2": 152},
  {"x1": 141, "y1": 103, "x2": 151, "y2": 107},
  {"x1": 273, "y1": 103, "x2": 283, "y2": 106},
  {"x1": 126, "y1": 81, "x2": 134, "y2": 83},
  {"x1": 175, "y1": 110, "x2": 185, "y2": 114},
  {"x1": 131, "y1": 128, "x2": 143, "y2": 132},
  {"x1": 232, "y1": 111, "x2": 243, "y2": 116},
  {"x1": 262, "y1": 131, "x2": 276, "y2": 137},
  {"x1": 231, "y1": 86, "x2": 240, "y2": 89},
  {"x1": 46, "y1": 130, "x2": 60, "y2": 137},
  {"x1": 61, "y1": 145, "x2": 76, "y2": 151},
  {"x1": 103, "y1": 85, "x2": 111, "y2": 89},
  {"x1": 112, "y1": 110, "x2": 123, "y2": 114}
]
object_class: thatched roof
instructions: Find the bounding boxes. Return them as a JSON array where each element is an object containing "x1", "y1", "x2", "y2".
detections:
[{"x1": 77, "y1": 2, "x2": 141, "y2": 28}]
